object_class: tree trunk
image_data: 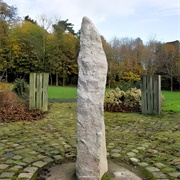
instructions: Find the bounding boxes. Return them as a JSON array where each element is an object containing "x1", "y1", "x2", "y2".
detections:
[
  {"x1": 63, "y1": 77, "x2": 65, "y2": 86},
  {"x1": 56, "y1": 73, "x2": 58, "y2": 86},
  {"x1": 5, "y1": 69, "x2": 8, "y2": 82},
  {"x1": 50, "y1": 74, "x2": 53, "y2": 85},
  {"x1": 170, "y1": 76, "x2": 173, "y2": 91},
  {"x1": 0, "y1": 69, "x2": 6, "y2": 81},
  {"x1": 108, "y1": 80, "x2": 111, "y2": 89}
]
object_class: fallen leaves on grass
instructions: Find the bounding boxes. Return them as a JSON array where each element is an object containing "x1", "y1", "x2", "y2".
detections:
[{"x1": 0, "y1": 90, "x2": 45, "y2": 122}]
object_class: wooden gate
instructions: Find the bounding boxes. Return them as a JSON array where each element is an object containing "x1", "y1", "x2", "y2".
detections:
[
  {"x1": 29, "y1": 73, "x2": 49, "y2": 111},
  {"x1": 141, "y1": 75, "x2": 161, "y2": 114}
]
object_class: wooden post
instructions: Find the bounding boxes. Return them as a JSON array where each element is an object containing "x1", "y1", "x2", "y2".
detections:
[
  {"x1": 141, "y1": 75, "x2": 161, "y2": 114},
  {"x1": 29, "y1": 73, "x2": 49, "y2": 111}
]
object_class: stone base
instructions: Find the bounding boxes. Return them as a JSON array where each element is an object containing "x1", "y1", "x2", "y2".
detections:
[
  {"x1": 77, "y1": 176, "x2": 99, "y2": 180},
  {"x1": 45, "y1": 161, "x2": 143, "y2": 180}
]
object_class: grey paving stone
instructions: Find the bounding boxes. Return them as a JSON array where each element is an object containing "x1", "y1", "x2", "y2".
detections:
[
  {"x1": 136, "y1": 146, "x2": 146, "y2": 150},
  {"x1": 132, "y1": 149, "x2": 139, "y2": 153},
  {"x1": 127, "y1": 152, "x2": 136, "y2": 156},
  {"x1": 53, "y1": 155, "x2": 63, "y2": 160},
  {"x1": 12, "y1": 155, "x2": 22, "y2": 160},
  {"x1": 43, "y1": 157, "x2": 54, "y2": 163},
  {"x1": 51, "y1": 150, "x2": 60, "y2": 155},
  {"x1": 18, "y1": 172, "x2": 34, "y2": 179},
  {"x1": 14, "y1": 162, "x2": 27, "y2": 166},
  {"x1": 146, "y1": 166, "x2": 160, "y2": 172},
  {"x1": 163, "y1": 167, "x2": 176, "y2": 172},
  {"x1": 51, "y1": 143, "x2": 60, "y2": 146},
  {"x1": 111, "y1": 153, "x2": 121, "y2": 158},
  {"x1": 37, "y1": 154, "x2": 47, "y2": 159},
  {"x1": 64, "y1": 144, "x2": 71, "y2": 149},
  {"x1": 176, "y1": 165, "x2": 180, "y2": 170},
  {"x1": 12, "y1": 143, "x2": 19, "y2": 147},
  {"x1": 169, "y1": 172, "x2": 180, "y2": 178},
  {"x1": 111, "y1": 149, "x2": 121, "y2": 153},
  {"x1": 108, "y1": 143, "x2": 115, "y2": 146},
  {"x1": 33, "y1": 161, "x2": 47, "y2": 168},
  {"x1": 0, "y1": 172, "x2": 15, "y2": 178},
  {"x1": 9, "y1": 165, "x2": 23, "y2": 171},
  {"x1": 126, "y1": 144, "x2": 135, "y2": 148},
  {"x1": 2, "y1": 152, "x2": 15, "y2": 158},
  {"x1": 154, "y1": 162, "x2": 165, "y2": 168},
  {"x1": 65, "y1": 153, "x2": 76, "y2": 159},
  {"x1": 29, "y1": 151, "x2": 38, "y2": 155},
  {"x1": 138, "y1": 162, "x2": 148, "y2": 167},
  {"x1": 24, "y1": 166, "x2": 38, "y2": 173},
  {"x1": 141, "y1": 143, "x2": 150, "y2": 148},
  {"x1": 130, "y1": 158, "x2": 139, "y2": 164},
  {"x1": 152, "y1": 171, "x2": 167, "y2": 178},
  {"x1": 0, "y1": 164, "x2": 9, "y2": 170},
  {"x1": 5, "y1": 159, "x2": 14, "y2": 164},
  {"x1": 23, "y1": 158, "x2": 35, "y2": 163}
]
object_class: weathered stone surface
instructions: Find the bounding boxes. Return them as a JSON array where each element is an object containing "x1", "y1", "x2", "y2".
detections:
[
  {"x1": 109, "y1": 161, "x2": 142, "y2": 180},
  {"x1": 76, "y1": 16, "x2": 108, "y2": 180}
]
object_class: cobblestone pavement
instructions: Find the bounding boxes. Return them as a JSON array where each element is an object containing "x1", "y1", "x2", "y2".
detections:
[{"x1": 0, "y1": 103, "x2": 179, "y2": 180}]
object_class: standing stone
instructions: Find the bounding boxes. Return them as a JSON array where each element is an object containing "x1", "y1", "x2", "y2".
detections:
[{"x1": 76, "y1": 17, "x2": 108, "y2": 180}]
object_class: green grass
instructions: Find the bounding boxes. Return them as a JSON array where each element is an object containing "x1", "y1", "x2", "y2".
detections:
[
  {"x1": 48, "y1": 86, "x2": 77, "y2": 99},
  {"x1": 48, "y1": 86, "x2": 180, "y2": 112},
  {"x1": 162, "y1": 91, "x2": 180, "y2": 112}
]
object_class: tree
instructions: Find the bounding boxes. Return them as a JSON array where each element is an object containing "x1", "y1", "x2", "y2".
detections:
[
  {"x1": 0, "y1": 0, "x2": 19, "y2": 81},
  {"x1": 53, "y1": 19, "x2": 75, "y2": 37},
  {"x1": 0, "y1": 1, "x2": 18, "y2": 22},
  {"x1": 24, "y1": 15, "x2": 37, "y2": 24},
  {"x1": 161, "y1": 42, "x2": 179, "y2": 91},
  {"x1": 102, "y1": 36, "x2": 120, "y2": 88},
  {"x1": 48, "y1": 19, "x2": 78, "y2": 86},
  {"x1": 10, "y1": 20, "x2": 48, "y2": 78},
  {"x1": 140, "y1": 38, "x2": 160, "y2": 75}
]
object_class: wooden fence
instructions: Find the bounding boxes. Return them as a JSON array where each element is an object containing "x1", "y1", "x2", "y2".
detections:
[
  {"x1": 29, "y1": 73, "x2": 49, "y2": 111},
  {"x1": 141, "y1": 75, "x2": 161, "y2": 114}
]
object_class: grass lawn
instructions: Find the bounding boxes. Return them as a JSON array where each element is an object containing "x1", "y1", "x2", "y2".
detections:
[
  {"x1": 48, "y1": 86, "x2": 77, "y2": 99},
  {"x1": 162, "y1": 91, "x2": 180, "y2": 112},
  {"x1": 48, "y1": 86, "x2": 180, "y2": 112}
]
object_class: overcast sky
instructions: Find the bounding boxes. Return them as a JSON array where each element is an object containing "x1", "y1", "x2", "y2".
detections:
[{"x1": 4, "y1": 0, "x2": 180, "y2": 43}]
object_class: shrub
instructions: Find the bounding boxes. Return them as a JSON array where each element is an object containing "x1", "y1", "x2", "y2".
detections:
[
  {"x1": 12, "y1": 78, "x2": 29, "y2": 103},
  {"x1": 113, "y1": 80, "x2": 141, "y2": 91},
  {"x1": 104, "y1": 87, "x2": 141, "y2": 112},
  {"x1": 104, "y1": 87, "x2": 165, "y2": 113}
]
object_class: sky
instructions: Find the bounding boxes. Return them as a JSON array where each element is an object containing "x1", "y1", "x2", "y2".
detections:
[{"x1": 4, "y1": 0, "x2": 180, "y2": 43}]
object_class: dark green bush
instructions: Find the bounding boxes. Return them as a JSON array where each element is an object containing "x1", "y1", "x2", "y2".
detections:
[
  {"x1": 113, "y1": 80, "x2": 141, "y2": 91},
  {"x1": 12, "y1": 78, "x2": 29, "y2": 102}
]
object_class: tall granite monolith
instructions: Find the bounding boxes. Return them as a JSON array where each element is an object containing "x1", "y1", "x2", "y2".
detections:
[{"x1": 76, "y1": 17, "x2": 108, "y2": 180}]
